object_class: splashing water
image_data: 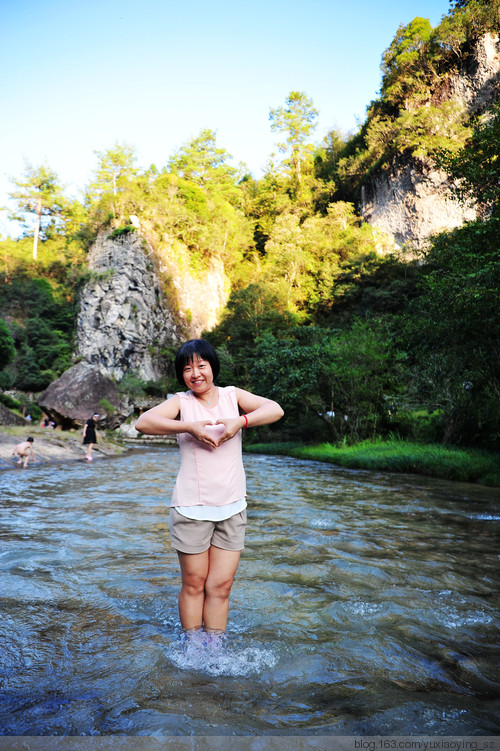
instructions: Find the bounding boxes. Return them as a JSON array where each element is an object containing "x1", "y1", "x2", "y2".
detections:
[{"x1": 165, "y1": 629, "x2": 278, "y2": 677}]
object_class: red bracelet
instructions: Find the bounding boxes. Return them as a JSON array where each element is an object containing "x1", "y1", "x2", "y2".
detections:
[{"x1": 243, "y1": 414, "x2": 248, "y2": 428}]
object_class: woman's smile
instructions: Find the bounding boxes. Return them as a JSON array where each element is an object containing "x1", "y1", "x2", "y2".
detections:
[{"x1": 183, "y1": 357, "x2": 216, "y2": 400}]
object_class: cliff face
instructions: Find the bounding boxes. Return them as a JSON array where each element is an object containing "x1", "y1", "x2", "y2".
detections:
[
  {"x1": 359, "y1": 34, "x2": 500, "y2": 249},
  {"x1": 359, "y1": 158, "x2": 477, "y2": 250},
  {"x1": 75, "y1": 230, "x2": 229, "y2": 383},
  {"x1": 156, "y1": 243, "x2": 229, "y2": 338},
  {"x1": 75, "y1": 231, "x2": 179, "y2": 381}
]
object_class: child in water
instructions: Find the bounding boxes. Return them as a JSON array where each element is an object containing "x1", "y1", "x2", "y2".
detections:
[{"x1": 12, "y1": 437, "x2": 35, "y2": 468}]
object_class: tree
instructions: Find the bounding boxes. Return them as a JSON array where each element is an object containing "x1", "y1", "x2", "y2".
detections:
[
  {"x1": 314, "y1": 128, "x2": 348, "y2": 181},
  {"x1": 89, "y1": 143, "x2": 138, "y2": 198},
  {"x1": 400, "y1": 217, "x2": 500, "y2": 447},
  {"x1": 0, "y1": 317, "x2": 15, "y2": 370},
  {"x1": 168, "y1": 130, "x2": 241, "y2": 206},
  {"x1": 252, "y1": 321, "x2": 397, "y2": 441},
  {"x1": 380, "y1": 17, "x2": 434, "y2": 111},
  {"x1": 8, "y1": 163, "x2": 66, "y2": 260},
  {"x1": 269, "y1": 91, "x2": 319, "y2": 184},
  {"x1": 436, "y1": 102, "x2": 500, "y2": 212}
]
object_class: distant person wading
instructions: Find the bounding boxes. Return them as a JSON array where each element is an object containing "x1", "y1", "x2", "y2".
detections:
[
  {"x1": 135, "y1": 339, "x2": 284, "y2": 639},
  {"x1": 83, "y1": 413, "x2": 99, "y2": 461}
]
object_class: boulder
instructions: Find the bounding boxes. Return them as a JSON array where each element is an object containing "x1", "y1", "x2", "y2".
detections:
[
  {"x1": 0, "y1": 401, "x2": 28, "y2": 426},
  {"x1": 38, "y1": 361, "x2": 126, "y2": 429}
]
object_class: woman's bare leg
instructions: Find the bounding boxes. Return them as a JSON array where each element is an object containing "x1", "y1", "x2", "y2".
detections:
[
  {"x1": 203, "y1": 546, "x2": 241, "y2": 632},
  {"x1": 177, "y1": 550, "x2": 209, "y2": 630}
]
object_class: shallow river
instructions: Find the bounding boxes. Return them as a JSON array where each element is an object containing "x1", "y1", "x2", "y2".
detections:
[{"x1": 0, "y1": 446, "x2": 499, "y2": 736}]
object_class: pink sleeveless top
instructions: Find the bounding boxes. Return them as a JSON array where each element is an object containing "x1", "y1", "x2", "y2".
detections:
[{"x1": 171, "y1": 386, "x2": 246, "y2": 508}]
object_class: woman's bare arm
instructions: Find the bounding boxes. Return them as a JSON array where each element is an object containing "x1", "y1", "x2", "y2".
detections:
[
  {"x1": 215, "y1": 388, "x2": 284, "y2": 444},
  {"x1": 135, "y1": 394, "x2": 219, "y2": 447},
  {"x1": 235, "y1": 388, "x2": 284, "y2": 427}
]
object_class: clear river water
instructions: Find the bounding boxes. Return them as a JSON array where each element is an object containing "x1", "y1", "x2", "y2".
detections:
[{"x1": 0, "y1": 446, "x2": 499, "y2": 737}]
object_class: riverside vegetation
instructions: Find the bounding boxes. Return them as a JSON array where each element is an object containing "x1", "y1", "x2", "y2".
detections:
[{"x1": 0, "y1": 0, "x2": 499, "y2": 484}]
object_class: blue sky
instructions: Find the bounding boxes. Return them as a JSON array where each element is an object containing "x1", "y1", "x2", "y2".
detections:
[{"x1": 1, "y1": 0, "x2": 451, "y2": 236}]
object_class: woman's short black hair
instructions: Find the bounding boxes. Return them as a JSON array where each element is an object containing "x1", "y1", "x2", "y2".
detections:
[{"x1": 174, "y1": 339, "x2": 220, "y2": 386}]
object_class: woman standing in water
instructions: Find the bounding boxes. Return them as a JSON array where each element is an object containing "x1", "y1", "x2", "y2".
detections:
[
  {"x1": 135, "y1": 339, "x2": 283, "y2": 636},
  {"x1": 83, "y1": 413, "x2": 99, "y2": 461}
]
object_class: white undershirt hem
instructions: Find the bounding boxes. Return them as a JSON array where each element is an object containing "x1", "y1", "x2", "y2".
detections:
[{"x1": 173, "y1": 498, "x2": 247, "y2": 521}]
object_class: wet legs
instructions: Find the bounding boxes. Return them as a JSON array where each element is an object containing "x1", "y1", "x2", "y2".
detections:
[{"x1": 177, "y1": 546, "x2": 240, "y2": 632}]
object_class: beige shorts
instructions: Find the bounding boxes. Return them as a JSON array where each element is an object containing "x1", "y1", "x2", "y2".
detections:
[{"x1": 169, "y1": 508, "x2": 247, "y2": 554}]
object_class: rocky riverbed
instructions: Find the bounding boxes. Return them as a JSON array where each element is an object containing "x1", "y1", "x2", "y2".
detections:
[
  {"x1": 0, "y1": 426, "x2": 128, "y2": 470},
  {"x1": 0, "y1": 424, "x2": 177, "y2": 470}
]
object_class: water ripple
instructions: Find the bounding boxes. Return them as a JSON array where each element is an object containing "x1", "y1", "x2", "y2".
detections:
[{"x1": 0, "y1": 446, "x2": 499, "y2": 734}]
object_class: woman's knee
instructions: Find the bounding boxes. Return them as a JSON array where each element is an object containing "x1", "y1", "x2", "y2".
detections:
[
  {"x1": 205, "y1": 575, "x2": 234, "y2": 600},
  {"x1": 181, "y1": 572, "x2": 207, "y2": 595}
]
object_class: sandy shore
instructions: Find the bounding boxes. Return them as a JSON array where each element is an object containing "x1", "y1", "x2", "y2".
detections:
[{"x1": 0, "y1": 425, "x2": 127, "y2": 470}]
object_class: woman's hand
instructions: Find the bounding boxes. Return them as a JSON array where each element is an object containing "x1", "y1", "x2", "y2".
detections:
[
  {"x1": 213, "y1": 417, "x2": 245, "y2": 445},
  {"x1": 188, "y1": 420, "x2": 224, "y2": 448}
]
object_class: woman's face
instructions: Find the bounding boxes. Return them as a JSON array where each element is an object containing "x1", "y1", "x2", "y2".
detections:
[{"x1": 182, "y1": 355, "x2": 214, "y2": 392}]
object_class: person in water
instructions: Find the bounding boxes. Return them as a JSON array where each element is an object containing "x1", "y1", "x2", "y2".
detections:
[
  {"x1": 83, "y1": 413, "x2": 99, "y2": 461},
  {"x1": 12, "y1": 437, "x2": 35, "y2": 468},
  {"x1": 135, "y1": 338, "x2": 284, "y2": 636}
]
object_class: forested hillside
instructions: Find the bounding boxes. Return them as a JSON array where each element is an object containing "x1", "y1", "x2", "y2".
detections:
[{"x1": 0, "y1": 0, "x2": 498, "y2": 449}]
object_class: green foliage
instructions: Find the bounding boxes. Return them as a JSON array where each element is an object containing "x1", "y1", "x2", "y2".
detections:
[
  {"x1": 238, "y1": 166, "x2": 293, "y2": 252},
  {"x1": 0, "y1": 392, "x2": 19, "y2": 409},
  {"x1": 0, "y1": 275, "x2": 74, "y2": 390},
  {"x1": 108, "y1": 225, "x2": 136, "y2": 239},
  {"x1": 88, "y1": 143, "x2": 138, "y2": 200},
  {"x1": 246, "y1": 439, "x2": 500, "y2": 486},
  {"x1": 380, "y1": 17, "x2": 435, "y2": 111},
  {"x1": 0, "y1": 317, "x2": 15, "y2": 369},
  {"x1": 85, "y1": 133, "x2": 253, "y2": 279},
  {"x1": 251, "y1": 327, "x2": 328, "y2": 415},
  {"x1": 15, "y1": 345, "x2": 47, "y2": 391},
  {"x1": 257, "y1": 202, "x2": 394, "y2": 317},
  {"x1": 333, "y1": 1, "x2": 498, "y2": 198},
  {"x1": 118, "y1": 373, "x2": 148, "y2": 398},
  {"x1": 99, "y1": 397, "x2": 116, "y2": 414},
  {"x1": 269, "y1": 91, "x2": 318, "y2": 186},
  {"x1": 207, "y1": 282, "x2": 298, "y2": 386},
  {"x1": 440, "y1": 0, "x2": 500, "y2": 55},
  {"x1": 8, "y1": 162, "x2": 67, "y2": 255},
  {"x1": 436, "y1": 102, "x2": 500, "y2": 211},
  {"x1": 398, "y1": 217, "x2": 500, "y2": 447},
  {"x1": 250, "y1": 320, "x2": 399, "y2": 442},
  {"x1": 168, "y1": 129, "x2": 242, "y2": 205}
]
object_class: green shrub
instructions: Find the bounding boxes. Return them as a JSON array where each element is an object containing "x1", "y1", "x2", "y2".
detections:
[
  {"x1": 108, "y1": 225, "x2": 136, "y2": 239},
  {"x1": 0, "y1": 393, "x2": 20, "y2": 410},
  {"x1": 99, "y1": 397, "x2": 116, "y2": 414}
]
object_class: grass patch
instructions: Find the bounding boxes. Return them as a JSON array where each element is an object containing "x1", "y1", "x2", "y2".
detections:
[{"x1": 245, "y1": 439, "x2": 500, "y2": 487}]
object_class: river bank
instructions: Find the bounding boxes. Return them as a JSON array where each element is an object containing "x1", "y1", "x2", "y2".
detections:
[
  {"x1": 245, "y1": 439, "x2": 500, "y2": 487},
  {"x1": 0, "y1": 425, "x2": 128, "y2": 470},
  {"x1": 2, "y1": 426, "x2": 498, "y2": 487}
]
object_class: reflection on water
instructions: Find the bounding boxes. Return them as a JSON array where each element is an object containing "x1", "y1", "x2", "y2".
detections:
[{"x1": 0, "y1": 446, "x2": 499, "y2": 735}]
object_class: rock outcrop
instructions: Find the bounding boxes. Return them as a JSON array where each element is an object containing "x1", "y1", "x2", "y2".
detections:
[
  {"x1": 75, "y1": 231, "x2": 180, "y2": 382},
  {"x1": 0, "y1": 401, "x2": 27, "y2": 426},
  {"x1": 448, "y1": 33, "x2": 500, "y2": 115},
  {"x1": 359, "y1": 34, "x2": 500, "y2": 249},
  {"x1": 155, "y1": 243, "x2": 229, "y2": 337},
  {"x1": 38, "y1": 361, "x2": 124, "y2": 429},
  {"x1": 360, "y1": 158, "x2": 477, "y2": 250}
]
